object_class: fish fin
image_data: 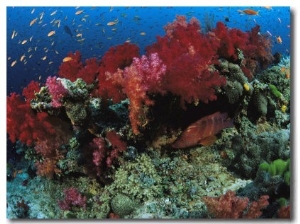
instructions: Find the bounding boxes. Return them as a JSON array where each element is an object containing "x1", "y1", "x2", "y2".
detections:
[{"x1": 199, "y1": 135, "x2": 217, "y2": 146}]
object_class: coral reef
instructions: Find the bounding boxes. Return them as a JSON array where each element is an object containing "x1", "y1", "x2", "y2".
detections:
[{"x1": 6, "y1": 14, "x2": 290, "y2": 220}]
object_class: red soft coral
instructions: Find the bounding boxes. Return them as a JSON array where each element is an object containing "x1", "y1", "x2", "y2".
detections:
[
  {"x1": 147, "y1": 15, "x2": 226, "y2": 107},
  {"x1": 76, "y1": 58, "x2": 100, "y2": 84},
  {"x1": 213, "y1": 22, "x2": 273, "y2": 80},
  {"x1": 58, "y1": 51, "x2": 83, "y2": 81},
  {"x1": 22, "y1": 81, "x2": 40, "y2": 102},
  {"x1": 7, "y1": 92, "x2": 56, "y2": 146},
  {"x1": 202, "y1": 191, "x2": 269, "y2": 219},
  {"x1": 95, "y1": 42, "x2": 140, "y2": 103},
  {"x1": 105, "y1": 130, "x2": 127, "y2": 167}
]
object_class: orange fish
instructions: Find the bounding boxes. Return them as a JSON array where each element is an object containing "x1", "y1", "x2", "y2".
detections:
[
  {"x1": 172, "y1": 112, "x2": 234, "y2": 148},
  {"x1": 238, "y1": 9, "x2": 259, "y2": 15},
  {"x1": 47, "y1": 31, "x2": 55, "y2": 37},
  {"x1": 276, "y1": 36, "x2": 282, "y2": 44},
  {"x1": 63, "y1": 56, "x2": 73, "y2": 62}
]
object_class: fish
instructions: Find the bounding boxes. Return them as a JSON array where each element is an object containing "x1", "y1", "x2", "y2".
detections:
[
  {"x1": 41, "y1": 56, "x2": 47, "y2": 60},
  {"x1": 276, "y1": 36, "x2": 283, "y2": 44},
  {"x1": 50, "y1": 10, "x2": 57, "y2": 16},
  {"x1": 31, "y1": 8, "x2": 35, "y2": 14},
  {"x1": 140, "y1": 32, "x2": 146, "y2": 35},
  {"x1": 76, "y1": 33, "x2": 83, "y2": 38},
  {"x1": 30, "y1": 18, "x2": 38, "y2": 26},
  {"x1": 20, "y1": 54, "x2": 25, "y2": 62},
  {"x1": 11, "y1": 30, "x2": 16, "y2": 39},
  {"x1": 238, "y1": 9, "x2": 259, "y2": 15},
  {"x1": 21, "y1": 40, "x2": 27, "y2": 45},
  {"x1": 63, "y1": 25, "x2": 73, "y2": 37},
  {"x1": 47, "y1": 31, "x2": 55, "y2": 37},
  {"x1": 63, "y1": 56, "x2": 73, "y2": 62},
  {"x1": 107, "y1": 21, "x2": 118, "y2": 26},
  {"x1": 11, "y1": 60, "x2": 17, "y2": 67},
  {"x1": 39, "y1": 12, "x2": 44, "y2": 20},
  {"x1": 75, "y1": 10, "x2": 84, "y2": 15},
  {"x1": 172, "y1": 112, "x2": 234, "y2": 148}
]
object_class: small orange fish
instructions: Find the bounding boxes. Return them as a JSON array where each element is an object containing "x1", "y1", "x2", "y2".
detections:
[
  {"x1": 172, "y1": 112, "x2": 234, "y2": 148},
  {"x1": 47, "y1": 30, "x2": 55, "y2": 37},
  {"x1": 63, "y1": 56, "x2": 73, "y2": 62},
  {"x1": 107, "y1": 21, "x2": 118, "y2": 26},
  {"x1": 30, "y1": 18, "x2": 38, "y2": 26},
  {"x1": 11, "y1": 60, "x2": 17, "y2": 67},
  {"x1": 238, "y1": 9, "x2": 259, "y2": 15},
  {"x1": 21, "y1": 40, "x2": 27, "y2": 45},
  {"x1": 276, "y1": 36, "x2": 282, "y2": 44}
]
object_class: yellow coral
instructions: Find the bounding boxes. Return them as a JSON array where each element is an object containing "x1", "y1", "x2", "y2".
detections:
[
  {"x1": 243, "y1": 83, "x2": 250, "y2": 91},
  {"x1": 281, "y1": 105, "x2": 287, "y2": 113}
]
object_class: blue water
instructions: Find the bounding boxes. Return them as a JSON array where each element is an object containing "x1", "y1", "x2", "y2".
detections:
[{"x1": 7, "y1": 6, "x2": 290, "y2": 94}]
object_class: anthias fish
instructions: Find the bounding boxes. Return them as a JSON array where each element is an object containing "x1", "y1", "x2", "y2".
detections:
[
  {"x1": 238, "y1": 9, "x2": 259, "y2": 15},
  {"x1": 172, "y1": 111, "x2": 234, "y2": 149}
]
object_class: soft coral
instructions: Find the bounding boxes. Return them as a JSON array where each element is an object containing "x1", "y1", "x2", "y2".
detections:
[
  {"x1": 7, "y1": 92, "x2": 56, "y2": 146},
  {"x1": 147, "y1": 15, "x2": 226, "y2": 107}
]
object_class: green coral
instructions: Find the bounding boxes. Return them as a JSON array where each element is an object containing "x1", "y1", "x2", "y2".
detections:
[
  {"x1": 65, "y1": 102, "x2": 87, "y2": 125},
  {"x1": 259, "y1": 159, "x2": 290, "y2": 185},
  {"x1": 269, "y1": 84, "x2": 283, "y2": 99},
  {"x1": 111, "y1": 194, "x2": 138, "y2": 217}
]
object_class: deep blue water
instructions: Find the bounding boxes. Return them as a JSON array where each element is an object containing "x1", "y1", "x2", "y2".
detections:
[{"x1": 7, "y1": 6, "x2": 290, "y2": 94}]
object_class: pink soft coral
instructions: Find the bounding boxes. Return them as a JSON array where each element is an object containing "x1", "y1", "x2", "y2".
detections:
[
  {"x1": 46, "y1": 76, "x2": 69, "y2": 108},
  {"x1": 91, "y1": 130, "x2": 127, "y2": 175},
  {"x1": 121, "y1": 53, "x2": 166, "y2": 134},
  {"x1": 58, "y1": 187, "x2": 87, "y2": 211}
]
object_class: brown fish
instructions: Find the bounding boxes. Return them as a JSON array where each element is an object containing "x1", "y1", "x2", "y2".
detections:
[
  {"x1": 238, "y1": 9, "x2": 259, "y2": 15},
  {"x1": 172, "y1": 112, "x2": 234, "y2": 148}
]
